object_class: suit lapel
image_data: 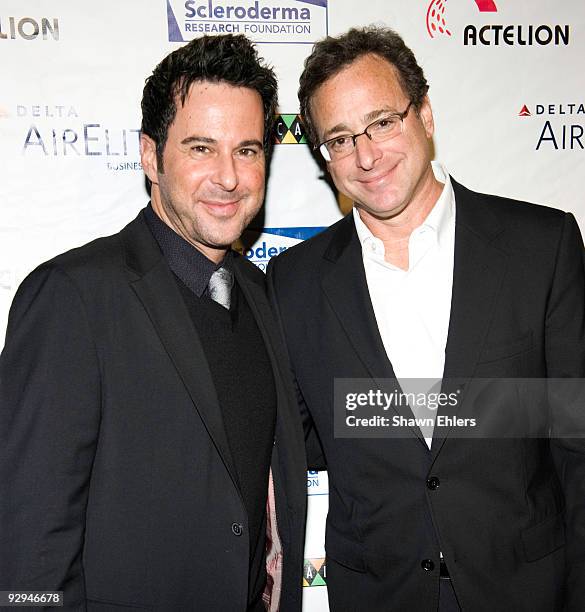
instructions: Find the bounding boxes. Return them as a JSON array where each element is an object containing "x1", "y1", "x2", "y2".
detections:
[
  {"x1": 234, "y1": 257, "x2": 304, "y2": 444},
  {"x1": 120, "y1": 212, "x2": 239, "y2": 488},
  {"x1": 431, "y1": 180, "x2": 509, "y2": 458},
  {"x1": 320, "y1": 215, "x2": 427, "y2": 446},
  {"x1": 233, "y1": 256, "x2": 284, "y2": 378},
  {"x1": 233, "y1": 256, "x2": 307, "y2": 509}
]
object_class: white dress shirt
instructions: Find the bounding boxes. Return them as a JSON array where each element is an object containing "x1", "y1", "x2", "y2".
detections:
[{"x1": 353, "y1": 162, "x2": 456, "y2": 448}]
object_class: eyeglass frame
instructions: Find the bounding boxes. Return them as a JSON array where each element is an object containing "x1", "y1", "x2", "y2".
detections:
[{"x1": 315, "y1": 100, "x2": 413, "y2": 162}]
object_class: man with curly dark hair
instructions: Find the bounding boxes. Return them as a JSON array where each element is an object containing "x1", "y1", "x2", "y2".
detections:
[{"x1": 0, "y1": 34, "x2": 306, "y2": 612}]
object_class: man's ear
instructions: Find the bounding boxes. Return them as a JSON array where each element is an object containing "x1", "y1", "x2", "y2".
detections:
[
  {"x1": 140, "y1": 133, "x2": 159, "y2": 185},
  {"x1": 419, "y1": 95, "x2": 435, "y2": 140}
]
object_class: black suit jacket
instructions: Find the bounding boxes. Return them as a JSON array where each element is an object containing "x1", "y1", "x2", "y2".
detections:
[
  {"x1": 267, "y1": 179, "x2": 585, "y2": 611},
  {"x1": 0, "y1": 210, "x2": 307, "y2": 611}
]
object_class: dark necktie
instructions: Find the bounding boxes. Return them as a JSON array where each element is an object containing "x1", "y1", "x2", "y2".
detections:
[{"x1": 208, "y1": 266, "x2": 234, "y2": 310}]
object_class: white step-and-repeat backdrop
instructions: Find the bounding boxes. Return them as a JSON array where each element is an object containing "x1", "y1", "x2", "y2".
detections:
[{"x1": 2, "y1": 1, "x2": 584, "y2": 609}]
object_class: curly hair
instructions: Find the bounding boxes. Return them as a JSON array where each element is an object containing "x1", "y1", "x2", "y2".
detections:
[
  {"x1": 298, "y1": 26, "x2": 429, "y2": 146},
  {"x1": 141, "y1": 34, "x2": 278, "y2": 170}
]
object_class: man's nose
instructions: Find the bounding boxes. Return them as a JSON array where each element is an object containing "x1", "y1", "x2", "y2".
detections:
[
  {"x1": 212, "y1": 154, "x2": 238, "y2": 191},
  {"x1": 354, "y1": 134, "x2": 382, "y2": 170}
]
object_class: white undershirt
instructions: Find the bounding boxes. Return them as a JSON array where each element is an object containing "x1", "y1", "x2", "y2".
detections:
[{"x1": 353, "y1": 162, "x2": 456, "y2": 448}]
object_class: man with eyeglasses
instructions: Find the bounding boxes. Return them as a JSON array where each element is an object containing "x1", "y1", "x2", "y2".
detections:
[{"x1": 267, "y1": 26, "x2": 585, "y2": 611}]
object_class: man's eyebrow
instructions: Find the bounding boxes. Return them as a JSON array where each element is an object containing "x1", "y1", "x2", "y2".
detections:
[
  {"x1": 363, "y1": 107, "x2": 393, "y2": 123},
  {"x1": 180, "y1": 136, "x2": 217, "y2": 145},
  {"x1": 322, "y1": 122, "x2": 352, "y2": 141},
  {"x1": 322, "y1": 108, "x2": 394, "y2": 141},
  {"x1": 237, "y1": 139, "x2": 263, "y2": 149},
  {"x1": 179, "y1": 137, "x2": 263, "y2": 149}
]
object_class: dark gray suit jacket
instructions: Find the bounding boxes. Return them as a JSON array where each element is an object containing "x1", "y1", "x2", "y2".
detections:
[
  {"x1": 268, "y1": 179, "x2": 585, "y2": 611},
  {"x1": 0, "y1": 210, "x2": 307, "y2": 611}
]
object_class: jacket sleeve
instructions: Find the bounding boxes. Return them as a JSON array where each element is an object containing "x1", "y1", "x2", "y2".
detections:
[
  {"x1": 544, "y1": 213, "x2": 585, "y2": 611},
  {"x1": 0, "y1": 265, "x2": 101, "y2": 611}
]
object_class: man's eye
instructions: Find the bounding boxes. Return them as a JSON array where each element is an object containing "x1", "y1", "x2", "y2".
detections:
[
  {"x1": 191, "y1": 145, "x2": 210, "y2": 154},
  {"x1": 238, "y1": 147, "x2": 259, "y2": 158},
  {"x1": 331, "y1": 136, "x2": 352, "y2": 150},
  {"x1": 374, "y1": 117, "x2": 397, "y2": 131}
]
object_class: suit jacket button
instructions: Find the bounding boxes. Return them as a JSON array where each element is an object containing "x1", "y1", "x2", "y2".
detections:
[
  {"x1": 426, "y1": 476, "x2": 440, "y2": 490},
  {"x1": 421, "y1": 559, "x2": 435, "y2": 572},
  {"x1": 231, "y1": 522, "x2": 244, "y2": 536}
]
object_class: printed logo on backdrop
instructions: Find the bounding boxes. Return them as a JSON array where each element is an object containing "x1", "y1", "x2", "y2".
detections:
[
  {"x1": 303, "y1": 558, "x2": 327, "y2": 587},
  {"x1": 426, "y1": 0, "x2": 452, "y2": 38},
  {"x1": 427, "y1": 0, "x2": 497, "y2": 38},
  {"x1": 12, "y1": 104, "x2": 141, "y2": 171},
  {"x1": 274, "y1": 114, "x2": 306, "y2": 144},
  {"x1": 166, "y1": 0, "x2": 328, "y2": 44},
  {"x1": 307, "y1": 470, "x2": 328, "y2": 496},
  {"x1": 0, "y1": 16, "x2": 59, "y2": 41},
  {"x1": 235, "y1": 227, "x2": 324, "y2": 272},
  {"x1": 518, "y1": 105, "x2": 531, "y2": 117},
  {"x1": 518, "y1": 103, "x2": 584, "y2": 152},
  {"x1": 425, "y1": 0, "x2": 570, "y2": 47}
]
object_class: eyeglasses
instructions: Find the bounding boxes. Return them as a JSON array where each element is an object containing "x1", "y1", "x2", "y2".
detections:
[{"x1": 316, "y1": 101, "x2": 413, "y2": 162}]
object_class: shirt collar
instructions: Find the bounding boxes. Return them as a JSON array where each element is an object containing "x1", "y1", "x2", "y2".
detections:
[
  {"x1": 144, "y1": 203, "x2": 231, "y2": 297},
  {"x1": 353, "y1": 161, "x2": 455, "y2": 251},
  {"x1": 420, "y1": 161, "x2": 455, "y2": 248}
]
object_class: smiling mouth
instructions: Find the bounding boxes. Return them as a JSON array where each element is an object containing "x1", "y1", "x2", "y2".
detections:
[
  {"x1": 203, "y1": 199, "x2": 239, "y2": 206},
  {"x1": 201, "y1": 199, "x2": 241, "y2": 216}
]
